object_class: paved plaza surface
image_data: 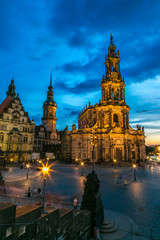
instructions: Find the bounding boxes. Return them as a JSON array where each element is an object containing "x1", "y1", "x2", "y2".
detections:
[{"x1": 2, "y1": 162, "x2": 160, "y2": 239}]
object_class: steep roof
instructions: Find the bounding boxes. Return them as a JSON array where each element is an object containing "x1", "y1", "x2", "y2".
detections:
[{"x1": 0, "y1": 96, "x2": 13, "y2": 114}]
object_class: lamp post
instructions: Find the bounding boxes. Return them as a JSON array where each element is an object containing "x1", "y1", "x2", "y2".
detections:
[
  {"x1": 90, "y1": 130, "x2": 97, "y2": 172},
  {"x1": 26, "y1": 163, "x2": 30, "y2": 179},
  {"x1": 42, "y1": 166, "x2": 49, "y2": 214},
  {"x1": 46, "y1": 157, "x2": 49, "y2": 163},
  {"x1": 81, "y1": 162, "x2": 84, "y2": 176},
  {"x1": 113, "y1": 159, "x2": 117, "y2": 169},
  {"x1": 75, "y1": 158, "x2": 78, "y2": 167},
  {"x1": 133, "y1": 164, "x2": 136, "y2": 181}
]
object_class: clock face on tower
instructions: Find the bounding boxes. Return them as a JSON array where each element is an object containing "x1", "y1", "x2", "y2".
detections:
[{"x1": 48, "y1": 108, "x2": 53, "y2": 117}]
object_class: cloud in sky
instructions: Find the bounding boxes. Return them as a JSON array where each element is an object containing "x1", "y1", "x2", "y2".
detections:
[{"x1": 0, "y1": 0, "x2": 160, "y2": 144}]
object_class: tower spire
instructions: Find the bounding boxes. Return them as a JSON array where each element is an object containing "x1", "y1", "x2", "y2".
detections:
[
  {"x1": 110, "y1": 33, "x2": 113, "y2": 44},
  {"x1": 47, "y1": 70, "x2": 54, "y2": 100},
  {"x1": 50, "y1": 69, "x2": 52, "y2": 87},
  {"x1": 108, "y1": 34, "x2": 116, "y2": 53},
  {"x1": 6, "y1": 77, "x2": 16, "y2": 98}
]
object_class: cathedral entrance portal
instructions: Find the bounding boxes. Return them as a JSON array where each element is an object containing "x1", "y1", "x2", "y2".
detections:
[{"x1": 115, "y1": 148, "x2": 122, "y2": 161}]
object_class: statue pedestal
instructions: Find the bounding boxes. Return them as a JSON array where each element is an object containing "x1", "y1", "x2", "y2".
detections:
[{"x1": 81, "y1": 171, "x2": 104, "y2": 235}]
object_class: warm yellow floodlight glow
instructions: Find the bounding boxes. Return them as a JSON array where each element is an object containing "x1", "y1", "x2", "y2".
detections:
[
  {"x1": 43, "y1": 167, "x2": 49, "y2": 174},
  {"x1": 26, "y1": 164, "x2": 30, "y2": 169}
]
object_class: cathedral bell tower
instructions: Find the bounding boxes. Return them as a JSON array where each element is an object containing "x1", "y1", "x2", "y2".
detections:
[
  {"x1": 42, "y1": 71, "x2": 57, "y2": 139},
  {"x1": 101, "y1": 34, "x2": 125, "y2": 103},
  {"x1": 100, "y1": 34, "x2": 130, "y2": 129}
]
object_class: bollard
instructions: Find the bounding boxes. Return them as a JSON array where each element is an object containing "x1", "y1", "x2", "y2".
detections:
[{"x1": 131, "y1": 223, "x2": 133, "y2": 233}]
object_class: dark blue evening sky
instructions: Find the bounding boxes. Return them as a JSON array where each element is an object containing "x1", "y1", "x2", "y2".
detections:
[{"x1": 0, "y1": 0, "x2": 160, "y2": 145}]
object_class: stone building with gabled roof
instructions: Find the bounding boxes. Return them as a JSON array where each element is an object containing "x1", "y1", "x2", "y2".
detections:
[
  {"x1": 0, "y1": 78, "x2": 35, "y2": 162},
  {"x1": 61, "y1": 35, "x2": 146, "y2": 163}
]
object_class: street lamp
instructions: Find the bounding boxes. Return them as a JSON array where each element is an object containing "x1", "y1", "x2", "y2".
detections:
[
  {"x1": 26, "y1": 163, "x2": 30, "y2": 179},
  {"x1": 90, "y1": 130, "x2": 97, "y2": 172},
  {"x1": 46, "y1": 157, "x2": 49, "y2": 162},
  {"x1": 81, "y1": 161, "x2": 84, "y2": 176},
  {"x1": 75, "y1": 158, "x2": 78, "y2": 167},
  {"x1": 113, "y1": 159, "x2": 117, "y2": 169},
  {"x1": 42, "y1": 165, "x2": 49, "y2": 214},
  {"x1": 133, "y1": 164, "x2": 136, "y2": 181}
]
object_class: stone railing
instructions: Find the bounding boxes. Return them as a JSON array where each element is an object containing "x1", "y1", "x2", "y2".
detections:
[{"x1": 0, "y1": 194, "x2": 73, "y2": 209}]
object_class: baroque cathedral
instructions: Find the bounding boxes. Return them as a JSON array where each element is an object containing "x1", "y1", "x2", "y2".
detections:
[{"x1": 61, "y1": 35, "x2": 146, "y2": 163}]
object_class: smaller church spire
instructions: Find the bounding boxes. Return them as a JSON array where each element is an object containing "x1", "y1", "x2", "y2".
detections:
[
  {"x1": 110, "y1": 33, "x2": 113, "y2": 44},
  {"x1": 6, "y1": 77, "x2": 16, "y2": 98},
  {"x1": 47, "y1": 71, "x2": 54, "y2": 100},
  {"x1": 50, "y1": 69, "x2": 53, "y2": 88}
]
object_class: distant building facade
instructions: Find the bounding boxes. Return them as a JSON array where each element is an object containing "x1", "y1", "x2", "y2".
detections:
[
  {"x1": 33, "y1": 72, "x2": 61, "y2": 159},
  {"x1": 61, "y1": 35, "x2": 146, "y2": 163},
  {"x1": 0, "y1": 79, "x2": 35, "y2": 162}
]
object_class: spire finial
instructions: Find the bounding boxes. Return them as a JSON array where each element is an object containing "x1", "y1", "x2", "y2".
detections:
[
  {"x1": 110, "y1": 34, "x2": 113, "y2": 44},
  {"x1": 108, "y1": 33, "x2": 116, "y2": 53},
  {"x1": 50, "y1": 69, "x2": 52, "y2": 87}
]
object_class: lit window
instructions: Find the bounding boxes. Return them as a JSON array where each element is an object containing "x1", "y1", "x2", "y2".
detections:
[{"x1": 113, "y1": 114, "x2": 118, "y2": 123}]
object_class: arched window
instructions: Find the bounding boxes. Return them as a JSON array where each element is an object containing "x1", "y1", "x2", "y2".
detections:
[
  {"x1": 131, "y1": 151, "x2": 135, "y2": 159},
  {"x1": 113, "y1": 114, "x2": 118, "y2": 123}
]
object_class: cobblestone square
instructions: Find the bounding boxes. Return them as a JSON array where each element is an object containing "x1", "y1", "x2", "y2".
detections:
[{"x1": 2, "y1": 163, "x2": 160, "y2": 239}]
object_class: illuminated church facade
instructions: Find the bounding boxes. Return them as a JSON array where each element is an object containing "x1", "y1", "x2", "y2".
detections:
[{"x1": 61, "y1": 35, "x2": 146, "y2": 163}]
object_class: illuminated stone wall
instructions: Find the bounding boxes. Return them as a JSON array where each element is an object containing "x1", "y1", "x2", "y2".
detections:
[{"x1": 0, "y1": 82, "x2": 35, "y2": 162}]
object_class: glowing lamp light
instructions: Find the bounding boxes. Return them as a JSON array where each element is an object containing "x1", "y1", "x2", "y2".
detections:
[
  {"x1": 133, "y1": 164, "x2": 136, "y2": 168},
  {"x1": 81, "y1": 162, "x2": 84, "y2": 166},
  {"x1": 43, "y1": 167, "x2": 49, "y2": 175},
  {"x1": 113, "y1": 159, "x2": 117, "y2": 163},
  {"x1": 26, "y1": 164, "x2": 30, "y2": 169}
]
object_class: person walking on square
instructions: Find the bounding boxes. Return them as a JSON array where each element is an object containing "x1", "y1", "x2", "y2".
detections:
[
  {"x1": 34, "y1": 188, "x2": 37, "y2": 197},
  {"x1": 38, "y1": 187, "x2": 41, "y2": 197},
  {"x1": 73, "y1": 196, "x2": 78, "y2": 209},
  {"x1": 28, "y1": 187, "x2": 31, "y2": 198}
]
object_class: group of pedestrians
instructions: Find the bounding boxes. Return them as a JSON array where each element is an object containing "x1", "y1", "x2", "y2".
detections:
[{"x1": 27, "y1": 186, "x2": 42, "y2": 198}]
